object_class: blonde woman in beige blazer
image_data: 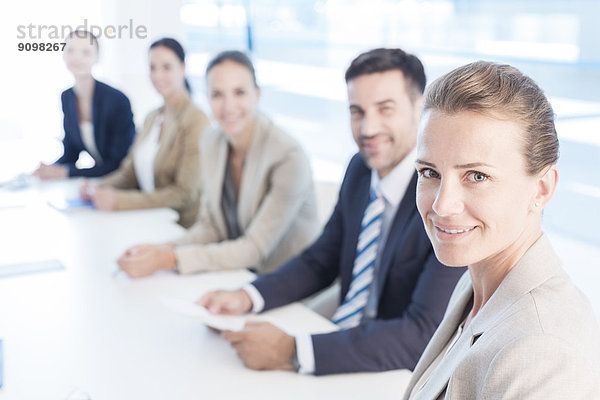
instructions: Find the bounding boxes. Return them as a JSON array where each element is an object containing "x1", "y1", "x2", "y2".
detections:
[
  {"x1": 116, "y1": 50, "x2": 319, "y2": 278},
  {"x1": 81, "y1": 38, "x2": 209, "y2": 228},
  {"x1": 405, "y1": 61, "x2": 600, "y2": 399}
]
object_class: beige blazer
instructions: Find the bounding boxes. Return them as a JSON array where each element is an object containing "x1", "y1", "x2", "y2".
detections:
[
  {"x1": 404, "y1": 234, "x2": 600, "y2": 400},
  {"x1": 101, "y1": 94, "x2": 209, "y2": 228},
  {"x1": 173, "y1": 112, "x2": 319, "y2": 274}
]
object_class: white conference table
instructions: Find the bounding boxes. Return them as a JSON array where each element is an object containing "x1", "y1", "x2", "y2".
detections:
[{"x1": 0, "y1": 179, "x2": 411, "y2": 400}]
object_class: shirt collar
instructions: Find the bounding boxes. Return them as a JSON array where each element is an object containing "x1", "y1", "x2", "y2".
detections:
[{"x1": 371, "y1": 147, "x2": 417, "y2": 208}]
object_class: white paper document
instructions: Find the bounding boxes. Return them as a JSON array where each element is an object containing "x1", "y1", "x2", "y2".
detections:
[{"x1": 160, "y1": 296, "x2": 247, "y2": 331}]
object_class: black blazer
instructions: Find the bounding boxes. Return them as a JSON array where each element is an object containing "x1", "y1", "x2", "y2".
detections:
[
  {"x1": 56, "y1": 80, "x2": 135, "y2": 177},
  {"x1": 252, "y1": 153, "x2": 466, "y2": 375}
]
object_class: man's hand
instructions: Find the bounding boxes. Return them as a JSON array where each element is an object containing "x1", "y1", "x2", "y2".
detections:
[
  {"x1": 117, "y1": 243, "x2": 176, "y2": 278},
  {"x1": 197, "y1": 290, "x2": 253, "y2": 315},
  {"x1": 223, "y1": 321, "x2": 296, "y2": 371}
]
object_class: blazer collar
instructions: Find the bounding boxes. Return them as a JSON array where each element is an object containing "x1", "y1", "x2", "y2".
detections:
[
  {"x1": 154, "y1": 93, "x2": 193, "y2": 168},
  {"x1": 162, "y1": 91, "x2": 193, "y2": 116},
  {"x1": 209, "y1": 112, "x2": 270, "y2": 234},
  {"x1": 66, "y1": 79, "x2": 102, "y2": 125},
  {"x1": 406, "y1": 272, "x2": 473, "y2": 399},
  {"x1": 65, "y1": 79, "x2": 100, "y2": 140},
  {"x1": 209, "y1": 134, "x2": 229, "y2": 239},
  {"x1": 91, "y1": 79, "x2": 100, "y2": 128},
  {"x1": 375, "y1": 172, "x2": 419, "y2": 294},
  {"x1": 372, "y1": 147, "x2": 417, "y2": 207},
  {"x1": 406, "y1": 234, "x2": 561, "y2": 399},
  {"x1": 64, "y1": 87, "x2": 81, "y2": 141},
  {"x1": 236, "y1": 112, "x2": 270, "y2": 227},
  {"x1": 345, "y1": 158, "x2": 419, "y2": 300},
  {"x1": 348, "y1": 156, "x2": 373, "y2": 244},
  {"x1": 468, "y1": 233, "x2": 561, "y2": 336},
  {"x1": 339, "y1": 157, "x2": 371, "y2": 297}
]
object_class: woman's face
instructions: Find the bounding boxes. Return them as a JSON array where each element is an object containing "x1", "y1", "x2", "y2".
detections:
[
  {"x1": 149, "y1": 46, "x2": 186, "y2": 99},
  {"x1": 63, "y1": 35, "x2": 98, "y2": 77},
  {"x1": 206, "y1": 60, "x2": 260, "y2": 140},
  {"x1": 415, "y1": 110, "x2": 546, "y2": 267}
]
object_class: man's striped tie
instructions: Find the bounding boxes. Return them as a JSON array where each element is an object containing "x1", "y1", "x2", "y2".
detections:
[{"x1": 332, "y1": 189, "x2": 385, "y2": 329}]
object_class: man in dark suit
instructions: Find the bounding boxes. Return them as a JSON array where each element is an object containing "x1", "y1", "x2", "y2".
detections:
[{"x1": 199, "y1": 48, "x2": 465, "y2": 375}]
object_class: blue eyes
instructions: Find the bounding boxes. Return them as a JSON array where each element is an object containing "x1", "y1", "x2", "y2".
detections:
[{"x1": 417, "y1": 168, "x2": 490, "y2": 183}]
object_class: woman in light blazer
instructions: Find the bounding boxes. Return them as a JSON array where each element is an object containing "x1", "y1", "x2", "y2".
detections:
[
  {"x1": 81, "y1": 38, "x2": 209, "y2": 228},
  {"x1": 405, "y1": 61, "x2": 600, "y2": 399},
  {"x1": 116, "y1": 50, "x2": 319, "y2": 277}
]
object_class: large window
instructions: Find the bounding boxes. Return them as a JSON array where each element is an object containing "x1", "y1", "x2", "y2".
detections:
[{"x1": 182, "y1": 0, "x2": 600, "y2": 246}]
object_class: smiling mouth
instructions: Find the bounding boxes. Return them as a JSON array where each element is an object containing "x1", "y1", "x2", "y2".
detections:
[
  {"x1": 435, "y1": 226, "x2": 476, "y2": 234},
  {"x1": 362, "y1": 139, "x2": 390, "y2": 153}
]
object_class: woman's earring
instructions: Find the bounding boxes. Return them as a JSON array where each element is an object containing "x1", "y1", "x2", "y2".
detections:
[{"x1": 535, "y1": 202, "x2": 541, "y2": 207}]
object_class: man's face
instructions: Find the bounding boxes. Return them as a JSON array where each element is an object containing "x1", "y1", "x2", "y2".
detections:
[{"x1": 347, "y1": 70, "x2": 422, "y2": 178}]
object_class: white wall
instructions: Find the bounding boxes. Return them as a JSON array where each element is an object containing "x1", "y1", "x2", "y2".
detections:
[
  {"x1": 102, "y1": 0, "x2": 186, "y2": 125},
  {"x1": 0, "y1": 0, "x2": 185, "y2": 180}
]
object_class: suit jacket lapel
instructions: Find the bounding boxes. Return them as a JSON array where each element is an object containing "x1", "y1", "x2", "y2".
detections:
[
  {"x1": 206, "y1": 129, "x2": 229, "y2": 239},
  {"x1": 154, "y1": 94, "x2": 190, "y2": 176},
  {"x1": 91, "y1": 80, "x2": 102, "y2": 155},
  {"x1": 237, "y1": 113, "x2": 268, "y2": 228},
  {"x1": 341, "y1": 165, "x2": 371, "y2": 297},
  {"x1": 65, "y1": 88, "x2": 83, "y2": 148},
  {"x1": 405, "y1": 274, "x2": 473, "y2": 399},
  {"x1": 375, "y1": 172, "x2": 418, "y2": 295},
  {"x1": 440, "y1": 235, "x2": 560, "y2": 398},
  {"x1": 408, "y1": 234, "x2": 560, "y2": 399},
  {"x1": 468, "y1": 234, "x2": 561, "y2": 340}
]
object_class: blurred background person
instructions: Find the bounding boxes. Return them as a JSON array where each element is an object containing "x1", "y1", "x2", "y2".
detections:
[
  {"x1": 196, "y1": 48, "x2": 465, "y2": 376},
  {"x1": 33, "y1": 30, "x2": 135, "y2": 179},
  {"x1": 115, "y1": 50, "x2": 319, "y2": 277},
  {"x1": 80, "y1": 37, "x2": 209, "y2": 228}
]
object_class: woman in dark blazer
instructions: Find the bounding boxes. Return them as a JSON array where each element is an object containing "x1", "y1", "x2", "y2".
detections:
[{"x1": 33, "y1": 30, "x2": 135, "y2": 179}]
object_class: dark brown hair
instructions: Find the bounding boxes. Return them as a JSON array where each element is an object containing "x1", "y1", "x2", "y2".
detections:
[
  {"x1": 345, "y1": 48, "x2": 426, "y2": 101},
  {"x1": 206, "y1": 50, "x2": 258, "y2": 88}
]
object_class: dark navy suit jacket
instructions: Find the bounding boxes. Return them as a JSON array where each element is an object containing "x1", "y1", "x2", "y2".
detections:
[
  {"x1": 252, "y1": 153, "x2": 466, "y2": 375},
  {"x1": 56, "y1": 80, "x2": 135, "y2": 177}
]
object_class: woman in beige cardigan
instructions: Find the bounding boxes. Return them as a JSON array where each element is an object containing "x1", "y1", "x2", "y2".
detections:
[
  {"x1": 116, "y1": 50, "x2": 319, "y2": 277},
  {"x1": 80, "y1": 38, "x2": 209, "y2": 228}
]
